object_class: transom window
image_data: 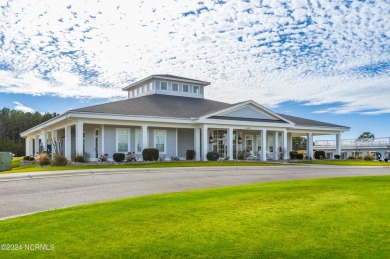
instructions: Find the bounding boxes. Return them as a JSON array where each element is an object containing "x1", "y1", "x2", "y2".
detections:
[
  {"x1": 172, "y1": 83, "x2": 179, "y2": 91},
  {"x1": 182, "y1": 84, "x2": 189, "y2": 92},
  {"x1": 116, "y1": 129, "x2": 130, "y2": 152},
  {"x1": 161, "y1": 82, "x2": 168, "y2": 90},
  {"x1": 154, "y1": 130, "x2": 166, "y2": 153},
  {"x1": 193, "y1": 85, "x2": 200, "y2": 94}
]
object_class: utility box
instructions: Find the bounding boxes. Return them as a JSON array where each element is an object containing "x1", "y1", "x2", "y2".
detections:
[{"x1": 0, "y1": 152, "x2": 12, "y2": 171}]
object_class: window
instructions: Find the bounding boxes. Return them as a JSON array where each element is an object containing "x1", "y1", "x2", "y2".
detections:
[
  {"x1": 161, "y1": 82, "x2": 168, "y2": 90},
  {"x1": 172, "y1": 83, "x2": 178, "y2": 91},
  {"x1": 116, "y1": 129, "x2": 129, "y2": 152},
  {"x1": 154, "y1": 130, "x2": 166, "y2": 153},
  {"x1": 135, "y1": 129, "x2": 142, "y2": 153},
  {"x1": 193, "y1": 86, "x2": 199, "y2": 93},
  {"x1": 182, "y1": 84, "x2": 189, "y2": 92}
]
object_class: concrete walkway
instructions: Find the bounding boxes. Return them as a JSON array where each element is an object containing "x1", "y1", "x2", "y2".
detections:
[{"x1": 1, "y1": 165, "x2": 389, "y2": 220}]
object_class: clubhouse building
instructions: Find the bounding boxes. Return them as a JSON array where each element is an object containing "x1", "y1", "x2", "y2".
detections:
[{"x1": 21, "y1": 74, "x2": 350, "y2": 161}]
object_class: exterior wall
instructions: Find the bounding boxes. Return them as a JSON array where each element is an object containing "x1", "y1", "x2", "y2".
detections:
[
  {"x1": 177, "y1": 128, "x2": 194, "y2": 158},
  {"x1": 222, "y1": 106, "x2": 274, "y2": 120},
  {"x1": 148, "y1": 127, "x2": 177, "y2": 158},
  {"x1": 154, "y1": 80, "x2": 204, "y2": 99}
]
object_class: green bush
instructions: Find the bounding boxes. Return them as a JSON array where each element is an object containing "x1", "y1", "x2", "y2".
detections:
[
  {"x1": 142, "y1": 148, "x2": 159, "y2": 161},
  {"x1": 385, "y1": 158, "x2": 389, "y2": 162},
  {"x1": 334, "y1": 155, "x2": 341, "y2": 159},
  {"x1": 38, "y1": 153, "x2": 50, "y2": 166},
  {"x1": 348, "y1": 156, "x2": 356, "y2": 160},
  {"x1": 23, "y1": 156, "x2": 33, "y2": 161},
  {"x1": 296, "y1": 153, "x2": 304, "y2": 160},
  {"x1": 113, "y1": 153, "x2": 125, "y2": 162},
  {"x1": 314, "y1": 151, "x2": 325, "y2": 160},
  {"x1": 74, "y1": 155, "x2": 87, "y2": 163},
  {"x1": 52, "y1": 153, "x2": 68, "y2": 166},
  {"x1": 290, "y1": 151, "x2": 298, "y2": 159},
  {"x1": 29, "y1": 156, "x2": 35, "y2": 161},
  {"x1": 363, "y1": 155, "x2": 374, "y2": 161},
  {"x1": 206, "y1": 151, "x2": 220, "y2": 161},
  {"x1": 186, "y1": 150, "x2": 196, "y2": 160}
]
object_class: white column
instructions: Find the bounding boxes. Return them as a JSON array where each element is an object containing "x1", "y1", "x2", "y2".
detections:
[
  {"x1": 25, "y1": 137, "x2": 32, "y2": 156},
  {"x1": 34, "y1": 135, "x2": 40, "y2": 155},
  {"x1": 227, "y1": 127, "x2": 233, "y2": 160},
  {"x1": 142, "y1": 125, "x2": 148, "y2": 150},
  {"x1": 41, "y1": 131, "x2": 47, "y2": 152},
  {"x1": 202, "y1": 125, "x2": 208, "y2": 161},
  {"x1": 274, "y1": 132, "x2": 279, "y2": 160},
  {"x1": 175, "y1": 128, "x2": 178, "y2": 157},
  {"x1": 261, "y1": 129, "x2": 267, "y2": 161},
  {"x1": 194, "y1": 128, "x2": 200, "y2": 161},
  {"x1": 51, "y1": 130, "x2": 58, "y2": 156},
  {"x1": 101, "y1": 125, "x2": 105, "y2": 155},
  {"x1": 336, "y1": 133, "x2": 341, "y2": 157},
  {"x1": 282, "y1": 130, "x2": 288, "y2": 160},
  {"x1": 75, "y1": 121, "x2": 84, "y2": 156},
  {"x1": 64, "y1": 125, "x2": 72, "y2": 160},
  {"x1": 307, "y1": 132, "x2": 313, "y2": 159},
  {"x1": 287, "y1": 133, "x2": 292, "y2": 153}
]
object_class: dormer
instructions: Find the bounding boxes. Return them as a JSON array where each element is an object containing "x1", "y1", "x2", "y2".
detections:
[{"x1": 122, "y1": 74, "x2": 210, "y2": 99}]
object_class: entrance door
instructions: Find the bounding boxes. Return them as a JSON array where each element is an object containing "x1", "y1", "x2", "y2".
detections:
[{"x1": 245, "y1": 135, "x2": 254, "y2": 155}]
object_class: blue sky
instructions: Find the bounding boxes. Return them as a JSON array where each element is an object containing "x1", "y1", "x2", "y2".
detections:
[{"x1": 0, "y1": 0, "x2": 389, "y2": 139}]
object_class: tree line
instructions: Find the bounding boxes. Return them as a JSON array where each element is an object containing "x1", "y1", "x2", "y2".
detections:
[{"x1": 0, "y1": 107, "x2": 58, "y2": 156}]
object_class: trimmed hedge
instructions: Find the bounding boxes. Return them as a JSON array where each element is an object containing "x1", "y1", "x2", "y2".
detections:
[
  {"x1": 290, "y1": 151, "x2": 298, "y2": 159},
  {"x1": 334, "y1": 155, "x2": 341, "y2": 159},
  {"x1": 296, "y1": 153, "x2": 304, "y2": 160},
  {"x1": 206, "y1": 151, "x2": 220, "y2": 161},
  {"x1": 186, "y1": 150, "x2": 196, "y2": 160},
  {"x1": 113, "y1": 153, "x2": 125, "y2": 162},
  {"x1": 142, "y1": 148, "x2": 159, "y2": 161},
  {"x1": 314, "y1": 151, "x2": 325, "y2": 160}
]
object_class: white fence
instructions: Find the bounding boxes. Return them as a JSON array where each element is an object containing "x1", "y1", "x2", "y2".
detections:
[{"x1": 314, "y1": 137, "x2": 390, "y2": 148}]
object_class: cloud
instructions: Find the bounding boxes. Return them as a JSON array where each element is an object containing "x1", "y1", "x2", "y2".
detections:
[
  {"x1": 13, "y1": 101, "x2": 35, "y2": 113},
  {"x1": 0, "y1": 0, "x2": 389, "y2": 114}
]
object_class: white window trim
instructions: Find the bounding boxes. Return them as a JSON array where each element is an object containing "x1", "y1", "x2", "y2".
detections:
[
  {"x1": 116, "y1": 128, "x2": 130, "y2": 153},
  {"x1": 154, "y1": 129, "x2": 167, "y2": 154},
  {"x1": 172, "y1": 83, "x2": 179, "y2": 91},
  {"x1": 135, "y1": 129, "x2": 142, "y2": 154},
  {"x1": 183, "y1": 84, "x2": 189, "y2": 92},
  {"x1": 193, "y1": 85, "x2": 200, "y2": 94}
]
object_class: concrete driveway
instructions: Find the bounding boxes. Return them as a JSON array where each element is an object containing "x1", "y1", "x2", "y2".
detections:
[{"x1": 1, "y1": 165, "x2": 389, "y2": 220}]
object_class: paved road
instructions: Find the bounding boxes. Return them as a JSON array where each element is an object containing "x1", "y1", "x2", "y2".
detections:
[{"x1": 1, "y1": 166, "x2": 389, "y2": 220}]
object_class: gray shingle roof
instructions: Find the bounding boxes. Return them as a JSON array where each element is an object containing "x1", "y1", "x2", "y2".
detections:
[
  {"x1": 278, "y1": 113, "x2": 348, "y2": 128},
  {"x1": 70, "y1": 94, "x2": 348, "y2": 129},
  {"x1": 70, "y1": 94, "x2": 235, "y2": 118}
]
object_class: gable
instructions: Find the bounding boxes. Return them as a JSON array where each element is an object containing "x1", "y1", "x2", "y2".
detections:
[{"x1": 219, "y1": 106, "x2": 280, "y2": 121}]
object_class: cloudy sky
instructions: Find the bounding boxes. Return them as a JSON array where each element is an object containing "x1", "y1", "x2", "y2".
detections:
[{"x1": 0, "y1": 0, "x2": 389, "y2": 139}]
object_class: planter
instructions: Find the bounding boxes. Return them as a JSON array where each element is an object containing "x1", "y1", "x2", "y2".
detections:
[{"x1": 20, "y1": 160, "x2": 36, "y2": 166}]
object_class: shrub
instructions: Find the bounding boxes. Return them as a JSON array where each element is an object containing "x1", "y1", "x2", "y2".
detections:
[
  {"x1": 296, "y1": 153, "x2": 304, "y2": 160},
  {"x1": 186, "y1": 150, "x2": 196, "y2": 160},
  {"x1": 206, "y1": 151, "x2": 220, "y2": 161},
  {"x1": 290, "y1": 151, "x2": 298, "y2": 159},
  {"x1": 52, "y1": 153, "x2": 68, "y2": 166},
  {"x1": 348, "y1": 156, "x2": 356, "y2": 160},
  {"x1": 142, "y1": 148, "x2": 159, "y2": 161},
  {"x1": 314, "y1": 151, "x2": 325, "y2": 160},
  {"x1": 334, "y1": 155, "x2": 341, "y2": 159},
  {"x1": 363, "y1": 155, "x2": 374, "y2": 161},
  {"x1": 113, "y1": 153, "x2": 125, "y2": 162},
  {"x1": 23, "y1": 156, "x2": 34, "y2": 161},
  {"x1": 37, "y1": 153, "x2": 50, "y2": 166},
  {"x1": 29, "y1": 156, "x2": 35, "y2": 161},
  {"x1": 126, "y1": 152, "x2": 136, "y2": 162},
  {"x1": 385, "y1": 158, "x2": 389, "y2": 162},
  {"x1": 74, "y1": 155, "x2": 86, "y2": 163}
]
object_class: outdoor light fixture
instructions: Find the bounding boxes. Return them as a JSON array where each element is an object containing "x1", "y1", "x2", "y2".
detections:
[
  {"x1": 238, "y1": 135, "x2": 242, "y2": 144},
  {"x1": 209, "y1": 135, "x2": 214, "y2": 143}
]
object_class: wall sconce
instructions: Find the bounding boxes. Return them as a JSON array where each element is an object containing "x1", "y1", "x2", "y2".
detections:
[{"x1": 209, "y1": 135, "x2": 214, "y2": 143}]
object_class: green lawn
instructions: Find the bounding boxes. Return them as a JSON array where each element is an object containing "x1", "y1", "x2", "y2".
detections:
[
  {"x1": 11, "y1": 157, "x2": 22, "y2": 168},
  {"x1": 2, "y1": 160, "x2": 285, "y2": 174},
  {"x1": 294, "y1": 159, "x2": 390, "y2": 166},
  {"x1": 1, "y1": 176, "x2": 389, "y2": 258}
]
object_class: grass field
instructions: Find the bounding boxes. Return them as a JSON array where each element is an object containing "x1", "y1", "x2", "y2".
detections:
[
  {"x1": 294, "y1": 159, "x2": 390, "y2": 166},
  {"x1": 1, "y1": 176, "x2": 389, "y2": 258},
  {"x1": 2, "y1": 160, "x2": 285, "y2": 174}
]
